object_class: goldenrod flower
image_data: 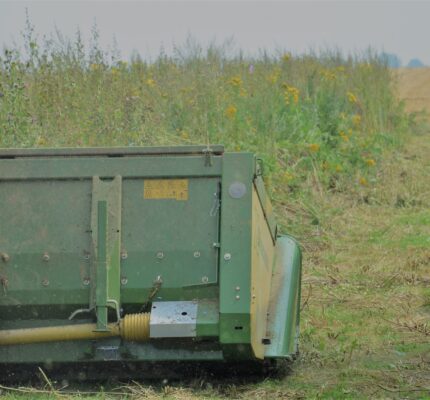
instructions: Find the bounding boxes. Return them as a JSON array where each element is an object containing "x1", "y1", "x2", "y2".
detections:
[
  {"x1": 284, "y1": 85, "x2": 300, "y2": 105},
  {"x1": 268, "y1": 68, "x2": 281, "y2": 84},
  {"x1": 335, "y1": 164, "x2": 343, "y2": 173},
  {"x1": 239, "y1": 88, "x2": 247, "y2": 98},
  {"x1": 321, "y1": 69, "x2": 336, "y2": 81},
  {"x1": 229, "y1": 76, "x2": 242, "y2": 87},
  {"x1": 359, "y1": 177, "x2": 368, "y2": 186},
  {"x1": 308, "y1": 143, "x2": 320, "y2": 153},
  {"x1": 225, "y1": 105, "x2": 238, "y2": 119},
  {"x1": 146, "y1": 78, "x2": 156, "y2": 87},
  {"x1": 180, "y1": 131, "x2": 189, "y2": 140},
  {"x1": 339, "y1": 131, "x2": 349, "y2": 142},
  {"x1": 281, "y1": 53, "x2": 291, "y2": 63},
  {"x1": 347, "y1": 91, "x2": 358, "y2": 104},
  {"x1": 365, "y1": 158, "x2": 376, "y2": 167},
  {"x1": 352, "y1": 114, "x2": 362, "y2": 126},
  {"x1": 36, "y1": 136, "x2": 47, "y2": 146}
]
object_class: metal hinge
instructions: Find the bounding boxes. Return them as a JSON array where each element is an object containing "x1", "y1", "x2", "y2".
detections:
[{"x1": 202, "y1": 147, "x2": 213, "y2": 167}]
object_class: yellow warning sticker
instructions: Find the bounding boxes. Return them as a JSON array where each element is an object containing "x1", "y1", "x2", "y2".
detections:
[{"x1": 144, "y1": 179, "x2": 188, "y2": 201}]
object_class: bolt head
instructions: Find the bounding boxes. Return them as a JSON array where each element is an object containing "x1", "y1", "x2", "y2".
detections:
[
  {"x1": 235, "y1": 295, "x2": 240, "y2": 300},
  {"x1": 202, "y1": 276, "x2": 209, "y2": 283},
  {"x1": 42, "y1": 279, "x2": 50, "y2": 286},
  {"x1": 121, "y1": 251, "x2": 128, "y2": 260},
  {"x1": 121, "y1": 277, "x2": 128, "y2": 285},
  {"x1": 42, "y1": 253, "x2": 50, "y2": 262},
  {"x1": 224, "y1": 253, "x2": 231, "y2": 261},
  {"x1": 83, "y1": 278, "x2": 90, "y2": 286},
  {"x1": 1, "y1": 253, "x2": 10, "y2": 263},
  {"x1": 156, "y1": 251, "x2": 164, "y2": 260},
  {"x1": 235, "y1": 286, "x2": 240, "y2": 291},
  {"x1": 193, "y1": 251, "x2": 201, "y2": 258}
]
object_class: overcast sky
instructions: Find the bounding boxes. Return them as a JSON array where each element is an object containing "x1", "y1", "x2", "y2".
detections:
[{"x1": 1, "y1": 1, "x2": 429, "y2": 65}]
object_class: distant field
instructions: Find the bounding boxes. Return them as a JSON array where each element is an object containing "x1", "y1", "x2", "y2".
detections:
[{"x1": 396, "y1": 67, "x2": 430, "y2": 117}]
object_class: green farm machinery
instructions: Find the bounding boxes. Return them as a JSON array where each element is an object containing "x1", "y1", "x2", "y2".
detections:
[{"x1": 0, "y1": 145, "x2": 301, "y2": 375}]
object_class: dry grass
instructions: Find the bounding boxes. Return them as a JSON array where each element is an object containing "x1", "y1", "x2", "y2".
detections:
[{"x1": 395, "y1": 68, "x2": 430, "y2": 118}]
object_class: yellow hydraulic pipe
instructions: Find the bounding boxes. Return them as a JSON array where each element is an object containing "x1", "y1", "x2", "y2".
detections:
[{"x1": 0, "y1": 313, "x2": 150, "y2": 346}]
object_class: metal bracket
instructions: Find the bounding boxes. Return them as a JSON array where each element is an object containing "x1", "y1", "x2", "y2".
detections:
[
  {"x1": 90, "y1": 176, "x2": 122, "y2": 331},
  {"x1": 150, "y1": 301, "x2": 198, "y2": 338}
]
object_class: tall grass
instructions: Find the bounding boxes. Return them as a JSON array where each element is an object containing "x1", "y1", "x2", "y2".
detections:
[{"x1": 0, "y1": 23, "x2": 410, "y2": 204}]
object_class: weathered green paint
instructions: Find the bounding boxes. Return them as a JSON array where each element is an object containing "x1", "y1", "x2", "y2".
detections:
[
  {"x1": 219, "y1": 153, "x2": 254, "y2": 344},
  {"x1": 0, "y1": 145, "x2": 301, "y2": 366}
]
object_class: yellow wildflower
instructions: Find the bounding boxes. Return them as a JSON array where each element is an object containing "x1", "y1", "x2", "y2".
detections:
[
  {"x1": 339, "y1": 131, "x2": 349, "y2": 142},
  {"x1": 239, "y1": 88, "x2": 247, "y2": 98},
  {"x1": 359, "y1": 177, "x2": 368, "y2": 186},
  {"x1": 268, "y1": 68, "x2": 281, "y2": 84},
  {"x1": 281, "y1": 53, "x2": 291, "y2": 63},
  {"x1": 146, "y1": 78, "x2": 156, "y2": 87},
  {"x1": 225, "y1": 105, "x2": 238, "y2": 119},
  {"x1": 347, "y1": 91, "x2": 358, "y2": 104},
  {"x1": 180, "y1": 131, "x2": 189, "y2": 140},
  {"x1": 335, "y1": 164, "x2": 343, "y2": 173},
  {"x1": 284, "y1": 85, "x2": 300, "y2": 105},
  {"x1": 365, "y1": 158, "x2": 376, "y2": 167},
  {"x1": 352, "y1": 114, "x2": 362, "y2": 127},
  {"x1": 90, "y1": 63, "x2": 101, "y2": 71},
  {"x1": 321, "y1": 69, "x2": 336, "y2": 81},
  {"x1": 36, "y1": 136, "x2": 47, "y2": 146},
  {"x1": 229, "y1": 76, "x2": 242, "y2": 87},
  {"x1": 282, "y1": 171, "x2": 294, "y2": 182},
  {"x1": 308, "y1": 143, "x2": 320, "y2": 153}
]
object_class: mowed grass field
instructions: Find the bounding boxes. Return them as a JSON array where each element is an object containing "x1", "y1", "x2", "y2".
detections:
[{"x1": 0, "y1": 31, "x2": 429, "y2": 398}]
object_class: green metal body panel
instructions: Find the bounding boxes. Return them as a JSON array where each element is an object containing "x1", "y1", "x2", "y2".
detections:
[{"x1": 0, "y1": 145, "x2": 301, "y2": 366}]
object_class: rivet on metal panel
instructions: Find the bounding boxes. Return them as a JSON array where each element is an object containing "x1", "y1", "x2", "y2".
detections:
[
  {"x1": 193, "y1": 251, "x2": 201, "y2": 258},
  {"x1": 42, "y1": 279, "x2": 50, "y2": 286},
  {"x1": 201, "y1": 276, "x2": 209, "y2": 283},
  {"x1": 42, "y1": 252, "x2": 50, "y2": 262},
  {"x1": 83, "y1": 277, "x2": 91, "y2": 286},
  {"x1": 235, "y1": 295, "x2": 240, "y2": 300},
  {"x1": 235, "y1": 286, "x2": 240, "y2": 291},
  {"x1": 121, "y1": 277, "x2": 128, "y2": 285},
  {"x1": 156, "y1": 252, "x2": 164, "y2": 260},
  {"x1": 224, "y1": 253, "x2": 231, "y2": 261},
  {"x1": 121, "y1": 251, "x2": 128, "y2": 260},
  {"x1": 213, "y1": 242, "x2": 220, "y2": 248},
  {"x1": 1, "y1": 252, "x2": 10, "y2": 263}
]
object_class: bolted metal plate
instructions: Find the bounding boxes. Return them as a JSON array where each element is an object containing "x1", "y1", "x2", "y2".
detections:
[{"x1": 150, "y1": 301, "x2": 198, "y2": 338}]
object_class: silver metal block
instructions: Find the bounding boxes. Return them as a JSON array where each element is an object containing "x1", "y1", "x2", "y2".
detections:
[{"x1": 150, "y1": 301, "x2": 198, "y2": 338}]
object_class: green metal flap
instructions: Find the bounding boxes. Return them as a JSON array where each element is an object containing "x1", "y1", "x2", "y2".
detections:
[{"x1": 265, "y1": 235, "x2": 302, "y2": 358}]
